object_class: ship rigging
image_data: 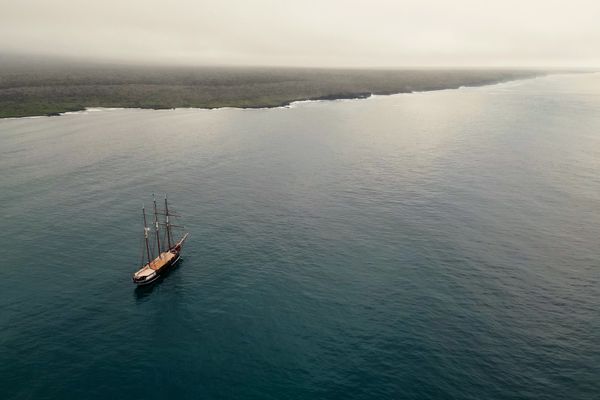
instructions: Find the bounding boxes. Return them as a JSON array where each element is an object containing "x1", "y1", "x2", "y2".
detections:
[{"x1": 132, "y1": 195, "x2": 188, "y2": 285}]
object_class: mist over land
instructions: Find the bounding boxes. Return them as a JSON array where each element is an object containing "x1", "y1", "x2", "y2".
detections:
[
  {"x1": 2, "y1": 0, "x2": 599, "y2": 68},
  {"x1": 0, "y1": 55, "x2": 550, "y2": 118},
  {"x1": 1, "y1": 0, "x2": 597, "y2": 118}
]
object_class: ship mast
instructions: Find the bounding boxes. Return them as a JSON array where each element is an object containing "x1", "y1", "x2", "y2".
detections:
[
  {"x1": 142, "y1": 205, "x2": 152, "y2": 266},
  {"x1": 153, "y1": 194, "x2": 162, "y2": 258},
  {"x1": 165, "y1": 194, "x2": 172, "y2": 249}
]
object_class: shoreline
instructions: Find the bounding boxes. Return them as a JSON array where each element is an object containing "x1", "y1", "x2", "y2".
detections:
[{"x1": 0, "y1": 70, "x2": 557, "y2": 120}]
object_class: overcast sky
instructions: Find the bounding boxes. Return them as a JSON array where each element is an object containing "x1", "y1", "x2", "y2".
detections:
[{"x1": 1, "y1": 0, "x2": 598, "y2": 67}]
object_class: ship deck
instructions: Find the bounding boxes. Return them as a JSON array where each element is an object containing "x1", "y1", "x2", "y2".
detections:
[{"x1": 148, "y1": 251, "x2": 176, "y2": 270}]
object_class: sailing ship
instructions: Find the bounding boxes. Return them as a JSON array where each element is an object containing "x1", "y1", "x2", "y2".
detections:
[{"x1": 132, "y1": 195, "x2": 189, "y2": 285}]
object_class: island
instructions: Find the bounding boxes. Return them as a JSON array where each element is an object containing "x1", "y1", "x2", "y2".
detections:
[{"x1": 0, "y1": 57, "x2": 547, "y2": 118}]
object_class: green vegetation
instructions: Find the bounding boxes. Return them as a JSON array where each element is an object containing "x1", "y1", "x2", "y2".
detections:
[{"x1": 0, "y1": 58, "x2": 546, "y2": 118}]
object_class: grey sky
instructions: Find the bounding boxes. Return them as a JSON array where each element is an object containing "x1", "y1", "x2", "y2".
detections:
[{"x1": 1, "y1": 0, "x2": 598, "y2": 67}]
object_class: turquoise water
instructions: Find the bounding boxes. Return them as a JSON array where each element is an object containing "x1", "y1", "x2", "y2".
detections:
[{"x1": 1, "y1": 73, "x2": 599, "y2": 399}]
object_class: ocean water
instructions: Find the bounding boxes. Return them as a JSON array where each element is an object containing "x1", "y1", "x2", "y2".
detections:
[{"x1": 1, "y1": 73, "x2": 599, "y2": 399}]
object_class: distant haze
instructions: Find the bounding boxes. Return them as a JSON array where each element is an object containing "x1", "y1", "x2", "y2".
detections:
[{"x1": 1, "y1": 0, "x2": 598, "y2": 68}]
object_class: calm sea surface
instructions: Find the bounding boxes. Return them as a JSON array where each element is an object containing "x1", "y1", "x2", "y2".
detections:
[{"x1": 1, "y1": 73, "x2": 599, "y2": 399}]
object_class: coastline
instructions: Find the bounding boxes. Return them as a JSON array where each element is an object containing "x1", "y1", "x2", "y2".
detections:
[{"x1": 0, "y1": 69, "x2": 554, "y2": 119}]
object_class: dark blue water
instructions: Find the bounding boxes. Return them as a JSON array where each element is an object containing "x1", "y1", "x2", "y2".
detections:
[{"x1": 1, "y1": 73, "x2": 599, "y2": 399}]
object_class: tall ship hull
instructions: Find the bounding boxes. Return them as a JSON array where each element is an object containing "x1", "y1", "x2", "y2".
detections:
[{"x1": 132, "y1": 195, "x2": 189, "y2": 286}]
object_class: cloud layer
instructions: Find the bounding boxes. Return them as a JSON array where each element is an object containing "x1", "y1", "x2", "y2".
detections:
[{"x1": 1, "y1": 0, "x2": 598, "y2": 67}]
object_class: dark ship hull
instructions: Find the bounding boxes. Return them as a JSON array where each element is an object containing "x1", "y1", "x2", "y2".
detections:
[{"x1": 132, "y1": 250, "x2": 181, "y2": 285}]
